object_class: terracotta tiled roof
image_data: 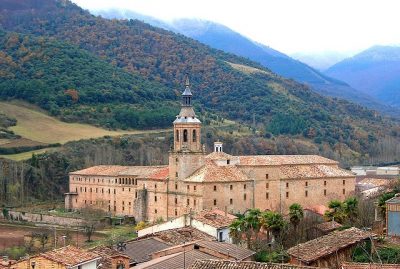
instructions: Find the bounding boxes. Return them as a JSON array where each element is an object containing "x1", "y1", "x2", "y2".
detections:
[
  {"x1": 39, "y1": 246, "x2": 100, "y2": 266},
  {"x1": 135, "y1": 250, "x2": 216, "y2": 269},
  {"x1": 206, "y1": 152, "x2": 234, "y2": 160},
  {"x1": 385, "y1": 195, "x2": 400, "y2": 204},
  {"x1": 91, "y1": 246, "x2": 130, "y2": 269},
  {"x1": 304, "y1": 205, "x2": 329, "y2": 216},
  {"x1": 184, "y1": 161, "x2": 250, "y2": 183},
  {"x1": 279, "y1": 165, "x2": 354, "y2": 179},
  {"x1": 189, "y1": 260, "x2": 323, "y2": 269},
  {"x1": 70, "y1": 165, "x2": 168, "y2": 179},
  {"x1": 238, "y1": 155, "x2": 337, "y2": 166},
  {"x1": 357, "y1": 178, "x2": 391, "y2": 187},
  {"x1": 120, "y1": 238, "x2": 170, "y2": 264},
  {"x1": 314, "y1": 221, "x2": 342, "y2": 232},
  {"x1": 341, "y1": 262, "x2": 400, "y2": 269},
  {"x1": 195, "y1": 240, "x2": 255, "y2": 260},
  {"x1": 151, "y1": 227, "x2": 214, "y2": 245},
  {"x1": 287, "y1": 227, "x2": 373, "y2": 263},
  {"x1": 193, "y1": 209, "x2": 237, "y2": 229}
]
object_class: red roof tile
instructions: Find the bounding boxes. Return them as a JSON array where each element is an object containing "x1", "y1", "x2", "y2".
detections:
[
  {"x1": 238, "y1": 155, "x2": 337, "y2": 166},
  {"x1": 39, "y1": 246, "x2": 100, "y2": 266},
  {"x1": 194, "y1": 209, "x2": 237, "y2": 228},
  {"x1": 287, "y1": 227, "x2": 373, "y2": 263},
  {"x1": 342, "y1": 262, "x2": 400, "y2": 269}
]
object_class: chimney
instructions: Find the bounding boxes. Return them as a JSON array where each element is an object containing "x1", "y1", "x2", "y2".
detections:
[{"x1": 214, "y1": 142, "x2": 223, "y2": 153}]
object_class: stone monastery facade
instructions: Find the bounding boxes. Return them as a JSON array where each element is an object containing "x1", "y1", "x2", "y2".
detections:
[{"x1": 65, "y1": 78, "x2": 355, "y2": 221}]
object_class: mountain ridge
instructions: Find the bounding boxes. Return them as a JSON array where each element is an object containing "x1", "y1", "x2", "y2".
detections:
[{"x1": 0, "y1": 0, "x2": 399, "y2": 164}]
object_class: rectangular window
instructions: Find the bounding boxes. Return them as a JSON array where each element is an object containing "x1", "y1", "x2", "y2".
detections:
[
  {"x1": 343, "y1": 188, "x2": 346, "y2": 195},
  {"x1": 286, "y1": 192, "x2": 289, "y2": 198},
  {"x1": 286, "y1": 182, "x2": 289, "y2": 188},
  {"x1": 305, "y1": 190, "x2": 308, "y2": 197},
  {"x1": 305, "y1": 181, "x2": 308, "y2": 187},
  {"x1": 194, "y1": 199, "x2": 196, "y2": 206},
  {"x1": 227, "y1": 159, "x2": 230, "y2": 165},
  {"x1": 114, "y1": 189, "x2": 116, "y2": 194},
  {"x1": 175, "y1": 197, "x2": 178, "y2": 204},
  {"x1": 230, "y1": 198, "x2": 233, "y2": 205},
  {"x1": 176, "y1": 172, "x2": 179, "y2": 178},
  {"x1": 175, "y1": 209, "x2": 178, "y2": 216},
  {"x1": 324, "y1": 189, "x2": 327, "y2": 196},
  {"x1": 187, "y1": 199, "x2": 190, "y2": 206},
  {"x1": 324, "y1": 180, "x2": 327, "y2": 186},
  {"x1": 187, "y1": 185, "x2": 190, "y2": 190},
  {"x1": 214, "y1": 185, "x2": 217, "y2": 191},
  {"x1": 214, "y1": 199, "x2": 217, "y2": 206},
  {"x1": 266, "y1": 174, "x2": 269, "y2": 179},
  {"x1": 155, "y1": 196, "x2": 157, "y2": 202},
  {"x1": 155, "y1": 209, "x2": 157, "y2": 214},
  {"x1": 230, "y1": 185, "x2": 233, "y2": 190},
  {"x1": 244, "y1": 194, "x2": 247, "y2": 200},
  {"x1": 155, "y1": 184, "x2": 157, "y2": 189},
  {"x1": 266, "y1": 182, "x2": 269, "y2": 189},
  {"x1": 343, "y1": 180, "x2": 346, "y2": 185},
  {"x1": 244, "y1": 184, "x2": 247, "y2": 190},
  {"x1": 175, "y1": 183, "x2": 178, "y2": 190},
  {"x1": 266, "y1": 192, "x2": 269, "y2": 199},
  {"x1": 194, "y1": 186, "x2": 197, "y2": 191}
]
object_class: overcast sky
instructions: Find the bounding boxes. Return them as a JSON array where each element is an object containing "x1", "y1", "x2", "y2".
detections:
[{"x1": 71, "y1": 0, "x2": 400, "y2": 55}]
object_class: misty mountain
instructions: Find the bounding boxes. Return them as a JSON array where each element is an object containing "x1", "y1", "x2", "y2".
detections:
[
  {"x1": 291, "y1": 51, "x2": 353, "y2": 71},
  {"x1": 94, "y1": 11, "x2": 397, "y2": 116},
  {"x1": 326, "y1": 46, "x2": 400, "y2": 108}
]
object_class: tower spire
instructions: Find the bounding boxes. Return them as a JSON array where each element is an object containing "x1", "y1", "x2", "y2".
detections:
[
  {"x1": 185, "y1": 74, "x2": 190, "y2": 87},
  {"x1": 182, "y1": 74, "x2": 193, "y2": 107}
]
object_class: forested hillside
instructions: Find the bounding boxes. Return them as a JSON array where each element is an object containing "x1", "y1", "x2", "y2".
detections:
[
  {"x1": 0, "y1": 0, "x2": 399, "y2": 164},
  {"x1": 0, "y1": 30, "x2": 177, "y2": 129}
]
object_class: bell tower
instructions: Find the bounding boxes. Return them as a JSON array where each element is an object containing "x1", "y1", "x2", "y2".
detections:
[
  {"x1": 169, "y1": 76, "x2": 205, "y2": 180},
  {"x1": 173, "y1": 76, "x2": 202, "y2": 152}
]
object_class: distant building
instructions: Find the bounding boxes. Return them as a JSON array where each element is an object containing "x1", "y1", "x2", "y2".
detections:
[
  {"x1": 356, "y1": 178, "x2": 392, "y2": 198},
  {"x1": 66, "y1": 77, "x2": 356, "y2": 222},
  {"x1": 287, "y1": 227, "x2": 373, "y2": 269},
  {"x1": 386, "y1": 195, "x2": 400, "y2": 237},
  {"x1": 12, "y1": 246, "x2": 101, "y2": 269}
]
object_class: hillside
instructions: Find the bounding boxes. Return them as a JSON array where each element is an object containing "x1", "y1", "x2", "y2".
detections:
[
  {"x1": 0, "y1": 30, "x2": 178, "y2": 129},
  {"x1": 0, "y1": 101, "x2": 170, "y2": 160},
  {"x1": 0, "y1": 0, "x2": 399, "y2": 163},
  {"x1": 326, "y1": 46, "x2": 400, "y2": 108},
  {"x1": 97, "y1": 14, "x2": 398, "y2": 117}
]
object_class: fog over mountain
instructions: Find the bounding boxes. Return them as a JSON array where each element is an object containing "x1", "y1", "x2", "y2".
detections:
[
  {"x1": 95, "y1": 9, "x2": 399, "y2": 117},
  {"x1": 326, "y1": 45, "x2": 400, "y2": 108}
]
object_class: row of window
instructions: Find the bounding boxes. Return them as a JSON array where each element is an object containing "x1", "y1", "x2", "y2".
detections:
[
  {"x1": 285, "y1": 180, "x2": 346, "y2": 188},
  {"x1": 284, "y1": 188, "x2": 346, "y2": 198},
  {"x1": 213, "y1": 194, "x2": 248, "y2": 206},
  {"x1": 76, "y1": 187, "x2": 138, "y2": 194},
  {"x1": 213, "y1": 184, "x2": 248, "y2": 191},
  {"x1": 176, "y1": 129, "x2": 197, "y2": 143},
  {"x1": 72, "y1": 177, "x2": 137, "y2": 185}
]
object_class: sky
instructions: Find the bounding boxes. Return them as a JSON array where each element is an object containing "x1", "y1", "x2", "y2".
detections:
[{"x1": 71, "y1": 0, "x2": 400, "y2": 55}]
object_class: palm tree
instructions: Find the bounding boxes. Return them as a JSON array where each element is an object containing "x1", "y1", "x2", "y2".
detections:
[
  {"x1": 344, "y1": 197, "x2": 358, "y2": 224},
  {"x1": 229, "y1": 218, "x2": 244, "y2": 245},
  {"x1": 261, "y1": 211, "x2": 287, "y2": 245},
  {"x1": 289, "y1": 203, "x2": 304, "y2": 232}
]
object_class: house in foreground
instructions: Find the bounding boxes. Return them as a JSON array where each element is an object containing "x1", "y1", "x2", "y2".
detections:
[
  {"x1": 386, "y1": 195, "x2": 400, "y2": 237},
  {"x1": 119, "y1": 226, "x2": 254, "y2": 268},
  {"x1": 138, "y1": 209, "x2": 237, "y2": 242},
  {"x1": 12, "y1": 246, "x2": 101, "y2": 269},
  {"x1": 287, "y1": 227, "x2": 373, "y2": 269}
]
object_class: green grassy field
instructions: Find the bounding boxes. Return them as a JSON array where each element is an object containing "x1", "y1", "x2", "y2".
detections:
[
  {"x1": 0, "y1": 101, "x2": 170, "y2": 160},
  {"x1": 0, "y1": 101, "x2": 169, "y2": 144}
]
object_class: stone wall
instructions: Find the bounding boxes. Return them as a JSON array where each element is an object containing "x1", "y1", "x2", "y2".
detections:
[
  {"x1": 134, "y1": 188, "x2": 148, "y2": 222},
  {"x1": 3, "y1": 210, "x2": 88, "y2": 227}
]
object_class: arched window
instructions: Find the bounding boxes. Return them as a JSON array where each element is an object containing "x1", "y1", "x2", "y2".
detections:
[
  {"x1": 176, "y1": 130, "x2": 179, "y2": 142},
  {"x1": 183, "y1": 129, "x2": 188, "y2": 142},
  {"x1": 192, "y1": 129, "x2": 197, "y2": 142}
]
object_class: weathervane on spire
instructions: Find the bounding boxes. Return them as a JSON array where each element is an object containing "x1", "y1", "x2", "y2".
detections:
[{"x1": 185, "y1": 73, "x2": 190, "y2": 88}]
